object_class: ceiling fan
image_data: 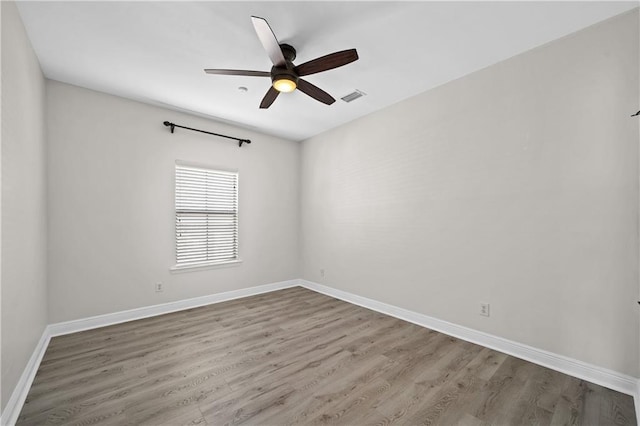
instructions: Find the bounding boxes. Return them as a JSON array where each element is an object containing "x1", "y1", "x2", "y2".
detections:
[{"x1": 204, "y1": 16, "x2": 359, "y2": 109}]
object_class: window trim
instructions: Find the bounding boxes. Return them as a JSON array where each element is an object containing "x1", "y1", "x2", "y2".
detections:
[
  {"x1": 169, "y1": 259, "x2": 243, "y2": 273},
  {"x1": 171, "y1": 161, "x2": 241, "y2": 272}
]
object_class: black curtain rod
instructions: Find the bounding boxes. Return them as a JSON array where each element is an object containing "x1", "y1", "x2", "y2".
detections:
[{"x1": 163, "y1": 121, "x2": 251, "y2": 147}]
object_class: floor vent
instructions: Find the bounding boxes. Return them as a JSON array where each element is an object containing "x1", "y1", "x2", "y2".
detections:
[{"x1": 341, "y1": 89, "x2": 366, "y2": 103}]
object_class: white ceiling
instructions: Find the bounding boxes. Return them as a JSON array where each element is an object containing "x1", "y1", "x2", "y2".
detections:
[{"x1": 16, "y1": 1, "x2": 637, "y2": 141}]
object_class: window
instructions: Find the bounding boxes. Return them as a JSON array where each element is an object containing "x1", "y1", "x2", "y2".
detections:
[{"x1": 174, "y1": 163, "x2": 239, "y2": 268}]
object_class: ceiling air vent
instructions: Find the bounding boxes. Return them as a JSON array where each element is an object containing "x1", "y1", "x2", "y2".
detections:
[{"x1": 341, "y1": 89, "x2": 366, "y2": 103}]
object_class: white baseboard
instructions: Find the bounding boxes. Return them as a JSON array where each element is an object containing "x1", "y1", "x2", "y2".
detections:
[
  {"x1": 48, "y1": 279, "x2": 299, "y2": 337},
  {"x1": 0, "y1": 279, "x2": 299, "y2": 425},
  {"x1": 299, "y1": 279, "x2": 639, "y2": 399},
  {"x1": 636, "y1": 381, "x2": 640, "y2": 425},
  {"x1": 0, "y1": 329, "x2": 50, "y2": 426}
]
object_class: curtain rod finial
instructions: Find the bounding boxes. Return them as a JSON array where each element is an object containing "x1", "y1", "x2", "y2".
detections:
[{"x1": 163, "y1": 121, "x2": 175, "y2": 133}]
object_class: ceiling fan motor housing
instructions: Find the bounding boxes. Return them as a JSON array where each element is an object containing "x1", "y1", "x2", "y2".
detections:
[{"x1": 271, "y1": 66, "x2": 299, "y2": 85}]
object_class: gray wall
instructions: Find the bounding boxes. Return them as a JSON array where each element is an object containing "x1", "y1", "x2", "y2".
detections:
[
  {"x1": 300, "y1": 10, "x2": 640, "y2": 376},
  {"x1": 1, "y1": 1, "x2": 48, "y2": 411},
  {"x1": 46, "y1": 81, "x2": 300, "y2": 323}
]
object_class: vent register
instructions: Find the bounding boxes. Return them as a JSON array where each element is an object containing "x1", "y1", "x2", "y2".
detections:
[{"x1": 341, "y1": 89, "x2": 366, "y2": 103}]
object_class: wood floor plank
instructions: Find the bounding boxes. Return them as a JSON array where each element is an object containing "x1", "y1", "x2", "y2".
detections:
[
  {"x1": 279, "y1": 354, "x2": 399, "y2": 426},
  {"x1": 17, "y1": 287, "x2": 637, "y2": 426}
]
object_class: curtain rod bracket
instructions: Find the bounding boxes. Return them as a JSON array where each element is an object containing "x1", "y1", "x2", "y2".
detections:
[{"x1": 163, "y1": 121, "x2": 251, "y2": 147}]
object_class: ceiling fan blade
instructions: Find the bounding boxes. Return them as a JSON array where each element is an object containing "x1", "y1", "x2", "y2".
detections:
[
  {"x1": 251, "y1": 16, "x2": 286, "y2": 67},
  {"x1": 297, "y1": 79, "x2": 335, "y2": 105},
  {"x1": 260, "y1": 86, "x2": 280, "y2": 109},
  {"x1": 295, "y1": 49, "x2": 359, "y2": 77},
  {"x1": 204, "y1": 69, "x2": 270, "y2": 77}
]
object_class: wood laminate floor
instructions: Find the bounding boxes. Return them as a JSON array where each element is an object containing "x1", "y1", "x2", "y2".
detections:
[{"x1": 17, "y1": 287, "x2": 636, "y2": 426}]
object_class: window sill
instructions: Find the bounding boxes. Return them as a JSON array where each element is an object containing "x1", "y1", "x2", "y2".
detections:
[{"x1": 170, "y1": 259, "x2": 243, "y2": 273}]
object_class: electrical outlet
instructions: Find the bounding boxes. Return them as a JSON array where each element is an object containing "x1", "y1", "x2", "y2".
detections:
[
  {"x1": 320, "y1": 269, "x2": 325, "y2": 278},
  {"x1": 480, "y1": 303, "x2": 490, "y2": 317},
  {"x1": 155, "y1": 282, "x2": 163, "y2": 292}
]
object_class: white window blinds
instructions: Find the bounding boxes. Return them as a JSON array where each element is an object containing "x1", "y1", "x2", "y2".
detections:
[{"x1": 175, "y1": 164, "x2": 238, "y2": 266}]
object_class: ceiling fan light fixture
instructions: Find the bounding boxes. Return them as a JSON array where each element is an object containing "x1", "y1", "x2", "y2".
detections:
[{"x1": 273, "y1": 76, "x2": 297, "y2": 93}]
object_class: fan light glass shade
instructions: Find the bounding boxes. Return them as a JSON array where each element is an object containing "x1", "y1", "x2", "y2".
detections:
[{"x1": 273, "y1": 78, "x2": 297, "y2": 93}]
